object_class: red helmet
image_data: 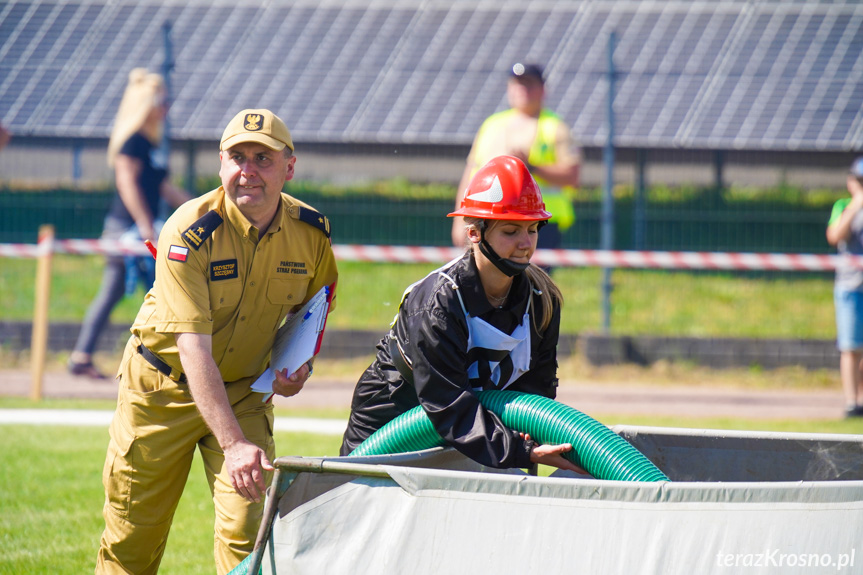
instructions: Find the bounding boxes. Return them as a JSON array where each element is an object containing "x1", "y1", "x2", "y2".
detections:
[{"x1": 448, "y1": 155, "x2": 552, "y2": 221}]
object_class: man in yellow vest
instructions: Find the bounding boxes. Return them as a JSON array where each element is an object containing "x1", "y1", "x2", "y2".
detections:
[{"x1": 452, "y1": 62, "x2": 581, "y2": 265}]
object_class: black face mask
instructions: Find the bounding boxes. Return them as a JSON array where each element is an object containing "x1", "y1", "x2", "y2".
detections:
[{"x1": 477, "y1": 226, "x2": 530, "y2": 277}]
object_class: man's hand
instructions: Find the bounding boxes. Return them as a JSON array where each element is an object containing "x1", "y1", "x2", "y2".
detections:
[
  {"x1": 829, "y1": 176, "x2": 863, "y2": 245},
  {"x1": 223, "y1": 439, "x2": 275, "y2": 502},
  {"x1": 176, "y1": 332, "x2": 275, "y2": 501},
  {"x1": 272, "y1": 362, "x2": 312, "y2": 398},
  {"x1": 520, "y1": 432, "x2": 589, "y2": 475}
]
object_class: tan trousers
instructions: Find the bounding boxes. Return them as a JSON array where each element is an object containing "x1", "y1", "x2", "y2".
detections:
[{"x1": 95, "y1": 339, "x2": 274, "y2": 574}]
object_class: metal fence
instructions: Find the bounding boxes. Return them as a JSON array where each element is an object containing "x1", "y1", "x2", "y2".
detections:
[{"x1": 0, "y1": 185, "x2": 840, "y2": 255}]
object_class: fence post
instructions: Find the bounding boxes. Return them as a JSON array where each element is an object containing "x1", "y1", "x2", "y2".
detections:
[
  {"x1": 601, "y1": 31, "x2": 616, "y2": 334},
  {"x1": 30, "y1": 224, "x2": 54, "y2": 401},
  {"x1": 186, "y1": 140, "x2": 197, "y2": 196},
  {"x1": 635, "y1": 148, "x2": 647, "y2": 250},
  {"x1": 160, "y1": 21, "x2": 173, "y2": 157}
]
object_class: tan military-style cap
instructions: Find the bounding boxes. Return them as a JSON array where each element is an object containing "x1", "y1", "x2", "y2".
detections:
[{"x1": 220, "y1": 109, "x2": 294, "y2": 152}]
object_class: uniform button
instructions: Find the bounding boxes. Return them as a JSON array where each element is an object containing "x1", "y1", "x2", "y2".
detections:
[
  {"x1": 220, "y1": 297, "x2": 224, "y2": 303},
  {"x1": 240, "y1": 316, "x2": 245, "y2": 321},
  {"x1": 287, "y1": 295, "x2": 293, "y2": 300},
  {"x1": 228, "y1": 348, "x2": 234, "y2": 353},
  {"x1": 250, "y1": 281, "x2": 256, "y2": 287}
]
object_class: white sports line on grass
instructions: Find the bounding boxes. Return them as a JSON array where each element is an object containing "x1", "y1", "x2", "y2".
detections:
[{"x1": 0, "y1": 409, "x2": 347, "y2": 436}]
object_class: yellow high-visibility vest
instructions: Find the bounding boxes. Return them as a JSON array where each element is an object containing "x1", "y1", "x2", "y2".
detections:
[{"x1": 472, "y1": 108, "x2": 576, "y2": 230}]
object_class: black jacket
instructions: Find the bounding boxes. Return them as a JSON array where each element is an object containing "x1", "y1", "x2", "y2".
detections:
[{"x1": 340, "y1": 252, "x2": 561, "y2": 468}]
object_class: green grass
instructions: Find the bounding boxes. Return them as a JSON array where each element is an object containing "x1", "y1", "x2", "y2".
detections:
[
  {"x1": 0, "y1": 397, "x2": 351, "y2": 419},
  {"x1": 0, "y1": 256, "x2": 145, "y2": 324},
  {"x1": 0, "y1": 424, "x2": 343, "y2": 575},
  {"x1": 0, "y1": 256, "x2": 838, "y2": 339},
  {"x1": 1, "y1": 412, "x2": 861, "y2": 574}
]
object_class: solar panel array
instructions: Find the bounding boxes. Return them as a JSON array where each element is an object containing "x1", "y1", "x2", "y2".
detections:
[{"x1": 2, "y1": 0, "x2": 862, "y2": 151}]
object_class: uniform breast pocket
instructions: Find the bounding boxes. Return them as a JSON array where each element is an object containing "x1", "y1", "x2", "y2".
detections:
[
  {"x1": 211, "y1": 280, "x2": 243, "y2": 311},
  {"x1": 259, "y1": 278, "x2": 310, "y2": 331}
]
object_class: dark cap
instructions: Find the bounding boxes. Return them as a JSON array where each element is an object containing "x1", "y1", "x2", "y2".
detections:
[
  {"x1": 851, "y1": 157, "x2": 863, "y2": 178},
  {"x1": 510, "y1": 62, "x2": 544, "y2": 83}
]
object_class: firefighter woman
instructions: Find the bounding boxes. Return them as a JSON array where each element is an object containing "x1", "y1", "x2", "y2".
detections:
[{"x1": 340, "y1": 155, "x2": 583, "y2": 473}]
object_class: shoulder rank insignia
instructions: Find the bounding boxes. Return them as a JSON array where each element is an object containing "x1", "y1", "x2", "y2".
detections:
[
  {"x1": 182, "y1": 210, "x2": 223, "y2": 250},
  {"x1": 296, "y1": 207, "x2": 331, "y2": 239}
]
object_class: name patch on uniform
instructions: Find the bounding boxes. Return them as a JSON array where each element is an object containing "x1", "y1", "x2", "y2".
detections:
[
  {"x1": 168, "y1": 245, "x2": 189, "y2": 262},
  {"x1": 277, "y1": 261, "x2": 307, "y2": 275},
  {"x1": 210, "y1": 259, "x2": 238, "y2": 281}
]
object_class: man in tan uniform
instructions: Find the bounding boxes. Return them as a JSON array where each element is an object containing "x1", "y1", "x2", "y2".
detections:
[{"x1": 96, "y1": 109, "x2": 338, "y2": 574}]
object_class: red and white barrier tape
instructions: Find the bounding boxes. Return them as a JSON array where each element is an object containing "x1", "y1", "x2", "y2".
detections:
[
  {"x1": 525, "y1": 249, "x2": 863, "y2": 272},
  {"x1": 1, "y1": 240, "x2": 862, "y2": 271},
  {"x1": 332, "y1": 245, "x2": 863, "y2": 271},
  {"x1": 333, "y1": 244, "x2": 463, "y2": 264},
  {"x1": 0, "y1": 239, "x2": 149, "y2": 258}
]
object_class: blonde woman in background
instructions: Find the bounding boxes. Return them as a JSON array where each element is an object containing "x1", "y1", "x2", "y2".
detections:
[{"x1": 68, "y1": 68, "x2": 191, "y2": 379}]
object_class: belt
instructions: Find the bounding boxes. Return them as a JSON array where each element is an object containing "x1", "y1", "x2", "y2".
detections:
[{"x1": 136, "y1": 344, "x2": 187, "y2": 383}]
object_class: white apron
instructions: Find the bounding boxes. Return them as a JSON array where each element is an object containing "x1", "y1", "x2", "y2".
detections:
[
  {"x1": 393, "y1": 258, "x2": 533, "y2": 390},
  {"x1": 451, "y1": 279, "x2": 532, "y2": 390}
]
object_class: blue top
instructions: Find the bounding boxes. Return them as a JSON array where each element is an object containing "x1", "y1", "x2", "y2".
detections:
[{"x1": 107, "y1": 132, "x2": 168, "y2": 227}]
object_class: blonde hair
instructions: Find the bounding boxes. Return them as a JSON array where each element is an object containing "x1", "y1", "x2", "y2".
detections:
[
  {"x1": 107, "y1": 68, "x2": 165, "y2": 166},
  {"x1": 524, "y1": 263, "x2": 562, "y2": 333},
  {"x1": 463, "y1": 217, "x2": 563, "y2": 333}
]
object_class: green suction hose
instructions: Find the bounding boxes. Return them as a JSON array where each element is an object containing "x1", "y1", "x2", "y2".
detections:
[{"x1": 351, "y1": 390, "x2": 669, "y2": 482}]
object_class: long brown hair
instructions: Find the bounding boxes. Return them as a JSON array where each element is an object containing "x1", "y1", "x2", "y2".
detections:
[
  {"x1": 463, "y1": 217, "x2": 562, "y2": 333},
  {"x1": 524, "y1": 263, "x2": 562, "y2": 333}
]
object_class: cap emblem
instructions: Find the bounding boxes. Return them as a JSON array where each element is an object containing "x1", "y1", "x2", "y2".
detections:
[
  {"x1": 466, "y1": 175, "x2": 504, "y2": 203},
  {"x1": 244, "y1": 114, "x2": 263, "y2": 131}
]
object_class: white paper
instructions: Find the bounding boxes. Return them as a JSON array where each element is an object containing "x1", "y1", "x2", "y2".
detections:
[{"x1": 251, "y1": 286, "x2": 330, "y2": 396}]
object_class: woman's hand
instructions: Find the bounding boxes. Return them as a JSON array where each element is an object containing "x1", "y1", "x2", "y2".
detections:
[
  {"x1": 520, "y1": 432, "x2": 590, "y2": 475},
  {"x1": 138, "y1": 222, "x2": 156, "y2": 244}
]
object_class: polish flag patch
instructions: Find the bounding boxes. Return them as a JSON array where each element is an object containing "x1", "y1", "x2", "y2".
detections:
[{"x1": 168, "y1": 244, "x2": 189, "y2": 262}]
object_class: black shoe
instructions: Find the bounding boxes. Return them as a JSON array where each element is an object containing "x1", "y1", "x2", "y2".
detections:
[
  {"x1": 845, "y1": 405, "x2": 863, "y2": 418},
  {"x1": 67, "y1": 359, "x2": 107, "y2": 380}
]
